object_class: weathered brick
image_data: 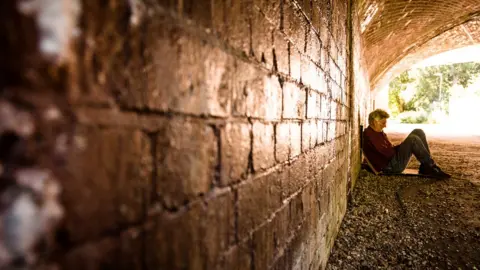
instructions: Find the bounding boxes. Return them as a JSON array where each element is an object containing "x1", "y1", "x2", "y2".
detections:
[
  {"x1": 301, "y1": 121, "x2": 311, "y2": 152},
  {"x1": 334, "y1": 121, "x2": 342, "y2": 138},
  {"x1": 253, "y1": 122, "x2": 275, "y2": 171},
  {"x1": 302, "y1": 120, "x2": 318, "y2": 152},
  {"x1": 290, "y1": 47, "x2": 302, "y2": 82},
  {"x1": 61, "y1": 230, "x2": 143, "y2": 270},
  {"x1": 335, "y1": 103, "x2": 343, "y2": 121},
  {"x1": 221, "y1": 122, "x2": 251, "y2": 185},
  {"x1": 315, "y1": 143, "x2": 330, "y2": 173},
  {"x1": 212, "y1": 0, "x2": 228, "y2": 39},
  {"x1": 338, "y1": 54, "x2": 347, "y2": 75},
  {"x1": 251, "y1": 8, "x2": 275, "y2": 68},
  {"x1": 322, "y1": 159, "x2": 336, "y2": 191},
  {"x1": 330, "y1": 100, "x2": 338, "y2": 119},
  {"x1": 283, "y1": 82, "x2": 306, "y2": 119},
  {"x1": 330, "y1": 36, "x2": 339, "y2": 66},
  {"x1": 318, "y1": 179, "x2": 331, "y2": 217},
  {"x1": 226, "y1": 0, "x2": 252, "y2": 55},
  {"x1": 301, "y1": 182, "x2": 316, "y2": 217},
  {"x1": 340, "y1": 121, "x2": 348, "y2": 137},
  {"x1": 253, "y1": 0, "x2": 282, "y2": 25},
  {"x1": 64, "y1": 128, "x2": 151, "y2": 242},
  {"x1": 221, "y1": 241, "x2": 253, "y2": 270},
  {"x1": 273, "y1": 31, "x2": 290, "y2": 75},
  {"x1": 300, "y1": 55, "x2": 316, "y2": 88},
  {"x1": 313, "y1": 68, "x2": 328, "y2": 94},
  {"x1": 319, "y1": 17, "x2": 330, "y2": 47},
  {"x1": 145, "y1": 19, "x2": 232, "y2": 116},
  {"x1": 341, "y1": 77, "x2": 348, "y2": 104},
  {"x1": 275, "y1": 122, "x2": 290, "y2": 163},
  {"x1": 310, "y1": 0, "x2": 321, "y2": 29},
  {"x1": 297, "y1": 0, "x2": 312, "y2": 19},
  {"x1": 306, "y1": 28, "x2": 322, "y2": 63},
  {"x1": 232, "y1": 62, "x2": 282, "y2": 120},
  {"x1": 252, "y1": 219, "x2": 276, "y2": 269},
  {"x1": 326, "y1": 76, "x2": 334, "y2": 98},
  {"x1": 321, "y1": 95, "x2": 331, "y2": 119},
  {"x1": 320, "y1": 45, "x2": 329, "y2": 70},
  {"x1": 271, "y1": 249, "x2": 292, "y2": 270},
  {"x1": 306, "y1": 89, "x2": 319, "y2": 119},
  {"x1": 156, "y1": 118, "x2": 217, "y2": 208},
  {"x1": 327, "y1": 120, "x2": 336, "y2": 141},
  {"x1": 290, "y1": 122, "x2": 302, "y2": 157},
  {"x1": 317, "y1": 119, "x2": 325, "y2": 145},
  {"x1": 182, "y1": 0, "x2": 213, "y2": 28},
  {"x1": 288, "y1": 191, "x2": 305, "y2": 232},
  {"x1": 282, "y1": 155, "x2": 307, "y2": 198},
  {"x1": 283, "y1": 1, "x2": 306, "y2": 51},
  {"x1": 344, "y1": 105, "x2": 350, "y2": 120},
  {"x1": 330, "y1": 80, "x2": 340, "y2": 103},
  {"x1": 272, "y1": 205, "x2": 290, "y2": 251},
  {"x1": 146, "y1": 191, "x2": 235, "y2": 269},
  {"x1": 75, "y1": 1, "x2": 136, "y2": 105},
  {"x1": 238, "y1": 172, "x2": 282, "y2": 240},
  {"x1": 276, "y1": 122, "x2": 302, "y2": 161},
  {"x1": 330, "y1": 60, "x2": 341, "y2": 87}
]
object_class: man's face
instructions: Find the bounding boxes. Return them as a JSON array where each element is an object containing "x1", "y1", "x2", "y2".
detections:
[{"x1": 374, "y1": 118, "x2": 387, "y2": 130}]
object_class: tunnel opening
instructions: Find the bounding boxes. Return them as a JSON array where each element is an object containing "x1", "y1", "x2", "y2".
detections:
[{"x1": 374, "y1": 47, "x2": 480, "y2": 137}]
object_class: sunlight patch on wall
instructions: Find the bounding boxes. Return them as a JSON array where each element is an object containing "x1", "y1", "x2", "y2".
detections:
[{"x1": 360, "y1": 2, "x2": 379, "y2": 33}]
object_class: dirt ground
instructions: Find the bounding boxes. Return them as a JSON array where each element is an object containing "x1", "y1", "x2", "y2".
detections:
[{"x1": 327, "y1": 131, "x2": 480, "y2": 269}]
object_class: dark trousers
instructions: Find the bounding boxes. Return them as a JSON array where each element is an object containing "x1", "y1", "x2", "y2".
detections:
[{"x1": 383, "y1": 129, "x2": 434, "y2": 173}]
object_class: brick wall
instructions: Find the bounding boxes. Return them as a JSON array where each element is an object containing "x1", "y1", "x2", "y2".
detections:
[
  {"x1": 59, "y1": 0, "x2": 370, "y2": 269},
  {"x1": 348, "y1": 0, "x2": 371, "y2": 192}
]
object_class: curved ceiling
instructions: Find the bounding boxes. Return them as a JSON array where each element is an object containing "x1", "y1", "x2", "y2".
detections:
[
  {"x1": 373, "y1": 18, "x2": 480, "y2": 91},
  {"x1": 359, "y1": 0, "x2": 480, "y2": 89}
]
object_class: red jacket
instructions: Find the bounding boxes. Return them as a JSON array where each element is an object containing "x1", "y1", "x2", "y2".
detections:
[{"x1": 363, "y1": 126, "x2": 395, "y2": 172}]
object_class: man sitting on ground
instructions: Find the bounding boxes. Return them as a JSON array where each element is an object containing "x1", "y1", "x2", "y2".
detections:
[{"x1": 363, "y1": 109, "x2": 451, "y2": 179}]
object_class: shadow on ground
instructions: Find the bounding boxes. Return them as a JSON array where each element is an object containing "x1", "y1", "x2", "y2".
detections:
[{"x1": 327, "y1": 132, "x2": 480, "y2": 269}]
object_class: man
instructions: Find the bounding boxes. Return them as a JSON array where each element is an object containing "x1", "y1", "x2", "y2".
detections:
[{"x1": 363, "y1": 109, "x2": 451, "y2": 179}]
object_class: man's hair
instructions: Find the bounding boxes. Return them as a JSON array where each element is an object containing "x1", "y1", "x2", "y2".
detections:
[{"x1": 368, "y1": 109, "x2": 390, "y2": 125}]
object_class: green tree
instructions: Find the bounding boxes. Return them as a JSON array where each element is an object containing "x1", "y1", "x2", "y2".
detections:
[
  {"x1": 407, "y1": 62, "x2": 480, "y2": 113},
  {"x1": 388, "y1": 71, "x2": 414, "y2": 116}
]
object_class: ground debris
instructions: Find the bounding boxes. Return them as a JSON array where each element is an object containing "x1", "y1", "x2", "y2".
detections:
[{"x1": 327, "y1": 134, "x2": 480, "y2": 269}]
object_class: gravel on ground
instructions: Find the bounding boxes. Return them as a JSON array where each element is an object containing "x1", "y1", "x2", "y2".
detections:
[{"x1": 326, "y1": 132, "x2": 480, "y2": 269}]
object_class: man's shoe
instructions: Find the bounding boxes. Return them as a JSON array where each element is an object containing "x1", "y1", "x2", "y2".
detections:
[
  {"x1": 433, "y1": 165, "x2": 451, "y2": 179},
  {"x1": 421, "y1": 164, "x2": 451, "y2": 179}
]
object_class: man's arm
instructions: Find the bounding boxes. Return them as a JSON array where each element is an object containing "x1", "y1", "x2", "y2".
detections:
[
  {"x1": 365, "y1": 133, "x2": 395, "y2": 158},
  {"x1": 384, "y1": 133, "x2": 395, "y2": 148}
]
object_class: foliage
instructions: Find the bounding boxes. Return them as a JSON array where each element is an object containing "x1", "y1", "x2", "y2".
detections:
[
  {"x1": 388, "y1": 71, "x2": 414, "y2": 117},
  {"x1": 397, "y1": 111, "x2": 429, "y2": 124},
  {"x1": 407, "y1": 62, "x2": 480, "y2": 114},
  {"x1": 388, "y1": 62, "x2": 480, "y2": 122}
]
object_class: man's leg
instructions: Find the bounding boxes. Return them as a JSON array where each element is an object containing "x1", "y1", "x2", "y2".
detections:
[
  {"x1": 384, "y1": 134, "x2": 433, "y2": 173},
  {"x1": 410, "y1": 129, "x2": 430, "y2": 154}
]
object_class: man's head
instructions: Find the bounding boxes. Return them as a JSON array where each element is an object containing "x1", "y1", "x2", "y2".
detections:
[{"x1": 368, "y1": 109, "x2": 390, "y2": 132}]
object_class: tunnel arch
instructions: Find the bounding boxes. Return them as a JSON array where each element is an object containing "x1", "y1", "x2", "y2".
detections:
[
  {"x1": 373, "y1": 18, "x2": 480, "y2": 92},
  {"x1": 359, "y1": 0, "x2": 480, "y2": 91}
]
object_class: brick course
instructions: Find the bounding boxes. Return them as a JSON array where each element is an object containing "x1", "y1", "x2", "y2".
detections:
[{"x1": 59, "y1": 0, "x2": 370, "y2": 269}]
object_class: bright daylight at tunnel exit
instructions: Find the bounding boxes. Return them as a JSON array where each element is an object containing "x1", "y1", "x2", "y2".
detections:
[
  {"x1": 0, "y1": 0, "x2": 479, "y2": 269},
  {"x1": 376, "y1": 46, "x2": 480, "y2": 137}
]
